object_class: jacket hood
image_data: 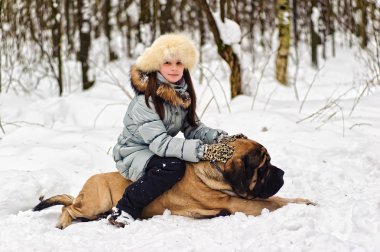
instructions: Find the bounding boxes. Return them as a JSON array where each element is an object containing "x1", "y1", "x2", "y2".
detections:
[
  {"x1": 135, "y1": 33, "x2": 197, "y2": 72},
  {"x1": 130, "y1": 65, "x2": 191, "y2": 109}
]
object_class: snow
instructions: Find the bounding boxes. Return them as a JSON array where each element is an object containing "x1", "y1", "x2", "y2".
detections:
[
  {"x1": 81, "y1": 22, "x2": 91, "y2": 34},
  {"x1": 2, "y1": 23, "x2": 11, "y2": 32},
  {"x1": 212, "y1": 12, "x2": 241, "y2": 45},
  {"x1": 1, "y1": 43, "x2": 380, "y2": 251},
  {"x1": 311, "y1": 7, "x2": 320, "y2": 34},
  {"x1": 126, "y1": 2, "x2": 139, "y2": 25}
]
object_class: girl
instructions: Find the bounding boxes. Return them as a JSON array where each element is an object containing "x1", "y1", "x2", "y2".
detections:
[{"x1": 108, "y1": 33, "x2": 233, "y2": 227}]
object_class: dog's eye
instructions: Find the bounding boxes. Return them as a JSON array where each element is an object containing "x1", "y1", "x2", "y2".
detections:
[{"x1": 258, "y1": 167, "x2": 265, "y2": 174}]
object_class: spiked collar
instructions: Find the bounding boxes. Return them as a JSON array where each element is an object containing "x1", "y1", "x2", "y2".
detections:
[{"x1": 130, "y1": 65, "x2": 191, "y2": 109}]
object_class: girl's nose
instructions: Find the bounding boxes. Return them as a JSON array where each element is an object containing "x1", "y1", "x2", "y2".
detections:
[{"x1": 171, "y1": 65, "x2": 178, "y2": 71}]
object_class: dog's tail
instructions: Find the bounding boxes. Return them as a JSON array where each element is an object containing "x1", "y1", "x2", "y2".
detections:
[{"x1": 32, "y1": 194, "x2": 74, "y2": 211}]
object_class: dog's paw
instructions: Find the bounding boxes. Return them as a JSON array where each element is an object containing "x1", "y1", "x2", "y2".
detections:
[
  {"x1": 293, "y1": 198, "x2": 317, "y2": 206},
  {"x1": 108, "y1": 217, "x2": 126, "y2": 228},
  {"x1": 306, "y1": 200, "x2": 318, "y2": 206}
]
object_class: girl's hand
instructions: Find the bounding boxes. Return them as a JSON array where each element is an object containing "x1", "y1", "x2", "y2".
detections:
[
  {"x1": 201, "y1": 143, "x2": 234, "y2": 163},
  {"x1": 217, "y1": 133, "x2": 247, "y2": 144}
]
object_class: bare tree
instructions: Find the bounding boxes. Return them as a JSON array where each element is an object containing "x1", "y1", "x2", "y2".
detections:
[
  {"x1": 196, "y1": 0, "x2": 242, "y2": 98},
  {"x1": 103, "y1": 0, "x2": 117, "y2": 61},
  {"x1": 160, "y1": 0, "x2": 174, "y2": 34},
  {"x1": 291, "y1": 0, "x2": 299, "y2": 50},
  {"x1": 276, "y1": 0, "x2": 290, "y2": 85},
  {"x1": 327, "y1": 0, "x2": 336, "y2": 57},
  {"x1": 64, "y1": 0, "x2": 75, "y2": 54},
  {"x1": 356, "y1": 0, "x2": 368, "y2": 48},
  {"x1": 197, "y1": 3, "x2": 206, "y2": 85},
  {"x1": 77, "y1": 0, "x2": 94, "y2": 90},
  {"x1": 0, "y1": 0, "x2": 2, "y2": 94},
  {"x1": 1, "y1": 0, "x2": 379, "y2": 98},
  {"x1": 51, "y1": 0, "x2": 63, "y2": 95},
  {"x1": 310, "y1": 0, "x2": 319, "y2": 68}
]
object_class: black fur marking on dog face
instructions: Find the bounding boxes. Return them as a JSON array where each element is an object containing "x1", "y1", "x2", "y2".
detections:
[
  {"x1": 224, "y1": 146, "x2": 266, "y2": 198},
  {"x1": 252, "y1": 164, "x2": 284, "y2": 199}
]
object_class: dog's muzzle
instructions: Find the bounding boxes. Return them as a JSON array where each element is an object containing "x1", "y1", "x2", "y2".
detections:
[{"x1": 253, "y1": 165, "x2": 284, "y2": 199}]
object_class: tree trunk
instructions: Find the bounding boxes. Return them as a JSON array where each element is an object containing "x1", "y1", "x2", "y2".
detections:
[
  {"x1": 276, "y1": 0, "x2": 290, "y2": 85},
  {"x1": 310, "y1": 0, "x2": 318, "y2": 68},
  {"x1": 220, "y1": 0, "x2": 226, "y2": 22},
  {"x1": 327, "y1": 0, "x2": 335, "y2": 57},
  {"x1": 123, "y1": 0, "x2": 134, "y2": 57},
  {"x1": 64, "y1": 0, "x2": 75, "y2": 54},
  {"x1": 233, "y1": 0, "x2": 240, "y2": 25},
  {"x1": 356, "y1": 0, "x2": 368, "y2": 48},
  {"x1": 292, "y1": 0, "x2": 299, "y2": 50},
  {"x1": 136, "y1": 0, "x2": 151, "y2": 42},
  {"x1": 126, "y1": 15, "x2": 132, "y2": 57},
  {"x1": 152, "y1": 0, "x2": 159, "y2": 40},
  {"x1": 0, "y1": 51, "x2": 1, "y2": 93},
  {"x1": 93, "y1": 0, "x2": 101, "y2": 38},
  {"x1": 160, "y1": 0, "x2": 174, "y2": 34},
  {"x1": 77, "y1": 0, "x2": 93, "y2": 90},
  {"x1": 103, "y1": 0, "x2": 117, "y2": 61},
  {"x1": 51, "y1": 0, "x2": 63, "y2": 95},
  {"x1": 198, "y1": 4, "x2": 205, "y2": 85},
  {"x1": 259, "y1": 0, "x2": 266, "y2": 49},
  {"x1": 348, "y1": 0, "x2": 355, "y2": 47},
  {"x1": 140, "y1": 0, "x2": 151, "y2": 24},
  {"x1": 196, "y1": 0, "x2": 242, "y2": 98},
  {"x1": 320, "y1": 1, "x2": 328, "y2": 60},
  {"x1": 26, "y1": 0, "x2": 37, "y2": 45}
]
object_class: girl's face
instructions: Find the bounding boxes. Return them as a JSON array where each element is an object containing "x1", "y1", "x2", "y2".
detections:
[{"x1": 159, "y1": 59, "x2": 184, "y2": 83}]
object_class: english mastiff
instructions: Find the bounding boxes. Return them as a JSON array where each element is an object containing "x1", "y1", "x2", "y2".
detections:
[{"x1": 33, "y1": 138, "x2": 315, "y2": 229}]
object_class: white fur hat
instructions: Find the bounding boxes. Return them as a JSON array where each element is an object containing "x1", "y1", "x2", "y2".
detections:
[{"x1": 135, "y1": 33, "x2": 197, "y2": 72}]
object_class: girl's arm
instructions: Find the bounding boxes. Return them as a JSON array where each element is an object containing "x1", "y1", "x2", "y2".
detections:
[{"x1": 181, "y1": 118, "x2": 227, "y2": 144}]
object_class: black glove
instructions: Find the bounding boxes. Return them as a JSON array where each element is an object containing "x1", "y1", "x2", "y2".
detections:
[
  {"x1": 200, "y1": 143, "x2": 234, "y2": 163},
  {"x1": 217, "y1": 133, "x2": 248, "y2": 144}
]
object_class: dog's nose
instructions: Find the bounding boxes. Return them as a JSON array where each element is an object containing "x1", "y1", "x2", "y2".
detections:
[
  {"x1": 259, "y1": 166, "x2": 284, "y2": 198},
  {"x1": 274, "y1": 166, "x2": 285, "y2": 179}
]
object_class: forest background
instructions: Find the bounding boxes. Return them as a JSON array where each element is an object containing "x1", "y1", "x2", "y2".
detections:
[{"x1": 0, "y1": 1, "x2": 379, "y2": 251}]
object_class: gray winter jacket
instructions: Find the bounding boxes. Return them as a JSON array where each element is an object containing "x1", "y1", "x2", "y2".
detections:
[{"x1": 113, "y1": 66, "x2": 224, "y2": 181}]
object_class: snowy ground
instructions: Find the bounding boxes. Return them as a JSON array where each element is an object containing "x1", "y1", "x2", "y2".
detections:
[{"x1": 0, "y1": 44, "x2": 379, "y2": 251}]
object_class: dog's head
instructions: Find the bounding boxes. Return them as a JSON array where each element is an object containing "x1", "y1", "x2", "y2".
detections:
[{"x1": 222, "y1": 139, "x2": 284, "y2": 199}]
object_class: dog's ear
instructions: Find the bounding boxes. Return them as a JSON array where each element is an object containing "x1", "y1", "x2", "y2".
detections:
[{"x1": 223, "y1": 158, "x2": 247, "y2": 196}]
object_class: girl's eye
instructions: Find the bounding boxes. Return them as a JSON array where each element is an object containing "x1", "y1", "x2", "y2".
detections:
[{"x1": 176, "y1": 61, "x2": 183, "y2": 65}]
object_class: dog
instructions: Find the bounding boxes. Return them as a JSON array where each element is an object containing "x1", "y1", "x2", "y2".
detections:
[{"x1": 33, "y1": 138, "x2": 315, "y2": 229}]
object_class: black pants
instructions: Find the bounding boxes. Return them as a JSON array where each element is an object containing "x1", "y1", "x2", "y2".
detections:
[{"x1": 116, "y1": 155, "x2": 186, "y2": 219}]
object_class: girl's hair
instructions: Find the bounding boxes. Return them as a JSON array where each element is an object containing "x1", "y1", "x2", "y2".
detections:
[{"x1": 144, "y1": 69, "x2": 197, "y2": 127}]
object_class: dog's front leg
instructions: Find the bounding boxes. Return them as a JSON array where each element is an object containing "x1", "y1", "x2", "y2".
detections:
[
  {"x1": 224, "y1": 196, "x2": 315, "y2": 216},
  {"x1": 268, "y1": 196, "x2": 316, "y2": 206}
]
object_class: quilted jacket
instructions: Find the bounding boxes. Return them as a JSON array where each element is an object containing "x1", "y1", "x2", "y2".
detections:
[{"x1": 113, "y1": 65, "x2": 223, "y2": 181}]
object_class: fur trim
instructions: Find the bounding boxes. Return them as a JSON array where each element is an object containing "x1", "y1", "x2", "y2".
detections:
[
  {"x1": 135, "y1": 33, "x2": 197, "y2": 72},
  {"x1": 130, "y1": 65, "x2": 149, "y2": 93},
  {"x1": 130, "y1": 65, "x2": 191, "y2": 109}
]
